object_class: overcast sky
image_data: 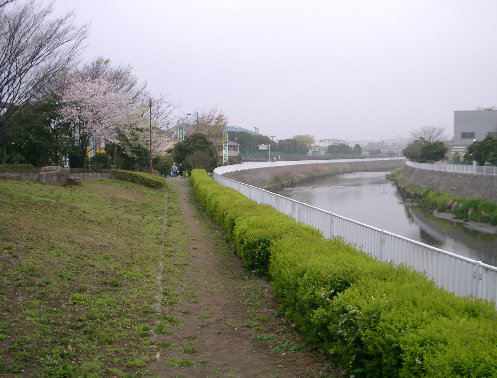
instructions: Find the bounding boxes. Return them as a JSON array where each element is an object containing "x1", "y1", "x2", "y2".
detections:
[{"x1": 52, "y1": 0, "x2": 497, "y2": 142}]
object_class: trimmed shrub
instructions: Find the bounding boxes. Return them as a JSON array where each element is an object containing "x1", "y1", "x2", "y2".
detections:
[
  {"x1": 234, "y1": 213, "x2": 321, "y2": 276},
  {"x1": 0, "y1": 164, "x2": 38, "y2": 172},
  {"x1": 191, "y1": 168, "x2": 497, "y2": 376},
  {"x1": 110, "y1": 170, "x2": 166, "y2": 189},
  {"x1": 69, "y1": 168, "x2": 113, "y2": 173}
]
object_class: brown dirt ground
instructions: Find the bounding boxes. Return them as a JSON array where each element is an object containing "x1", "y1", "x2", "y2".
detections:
[{"x1": 147, "y1": 178, "x2": 342, "y2": 377}]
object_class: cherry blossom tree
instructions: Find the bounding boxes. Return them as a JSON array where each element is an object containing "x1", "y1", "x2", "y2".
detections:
[
  {"x1": 75, "y1": 57, "x2": 147, "y2": 105},
  {"x1": 60, "y1": 77, "x2": 137, "y2": 168},
  {"x1": 68, "y1": 59, "x2": 175, "y2": 168}
]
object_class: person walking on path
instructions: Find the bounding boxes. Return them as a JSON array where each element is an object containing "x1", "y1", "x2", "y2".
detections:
[
  {"x1": 178, "y1": 163, "x2": 184, "y2": 178},
  {"x1": 171, "y1": 163, "x2": 178, "y2": 178}
]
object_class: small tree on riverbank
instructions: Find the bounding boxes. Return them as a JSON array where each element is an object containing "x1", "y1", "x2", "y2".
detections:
[
  {"x1": 404, "y1": 139, "x2": 447, "y2": 163},
  {"x1": 465, "y1": 136, "x2": 497, "y2": 166}
]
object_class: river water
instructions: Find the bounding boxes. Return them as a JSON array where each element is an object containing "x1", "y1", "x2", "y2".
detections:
[{"x1": 275, "y1": 171, "x2": 497, "y2": 266}]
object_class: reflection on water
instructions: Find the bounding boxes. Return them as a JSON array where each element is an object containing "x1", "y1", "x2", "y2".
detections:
[{"x1": 275, "y1": 171, "x2": 497, "y2": 266}]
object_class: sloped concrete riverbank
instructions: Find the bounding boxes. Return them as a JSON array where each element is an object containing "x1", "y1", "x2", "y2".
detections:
[{"x1": 218, "y1": 158, "x2": 405, "y2": 189}]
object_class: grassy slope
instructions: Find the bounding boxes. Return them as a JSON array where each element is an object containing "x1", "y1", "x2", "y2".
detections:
[{"x1": 0, "y1": 179, "x2": 165, "y2": 376}]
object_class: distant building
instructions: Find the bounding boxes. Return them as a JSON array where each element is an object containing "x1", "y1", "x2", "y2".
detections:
[
  {"x1": 214, "y1": 140, "x2": 240, "y2": 160},
  {"x1": 313, "y1": 139, "x2": 348, "y2": 152},
  {"x1": 224, "y1": 125, "x2": 257, "y2": 135},
  {"x1": 454, "y1": 108, "x2": 497, "y2": 147}
]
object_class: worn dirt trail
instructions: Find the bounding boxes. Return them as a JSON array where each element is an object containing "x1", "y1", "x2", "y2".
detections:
[{"x1": 148, "y1": 178, "x2": 339, "y2": 377}]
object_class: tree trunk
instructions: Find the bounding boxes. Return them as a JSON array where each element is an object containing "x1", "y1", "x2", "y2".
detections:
[
  {"x1": 82, "y1": 143, "x2": 87, "y2": 169},
  {"x1": 1, "y1": 126, "x2": 6, "y2": 165},
  {"x1": 107, "y1": 147, "x2": 110, "y2": 169},
  {"x1": 1, "y1": 141, "x2": 6, "y2": 165}
]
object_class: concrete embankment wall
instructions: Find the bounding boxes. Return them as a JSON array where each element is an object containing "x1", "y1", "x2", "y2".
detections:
[
  {"x1": 222, "y1": 158, "x2": 405, "y2": 189},
  {"x1": 402, "y1": 165, "x2": 497, "y2": 204}
]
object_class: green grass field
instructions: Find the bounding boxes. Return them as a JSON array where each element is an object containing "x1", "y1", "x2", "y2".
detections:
[{"x1": 0, "y1": 179, "x2": 166, "y2": 375}]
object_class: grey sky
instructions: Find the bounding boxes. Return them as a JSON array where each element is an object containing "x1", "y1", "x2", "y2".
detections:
[{"x1": 52, "y1": 0, "x2": 497, "y2": 142}]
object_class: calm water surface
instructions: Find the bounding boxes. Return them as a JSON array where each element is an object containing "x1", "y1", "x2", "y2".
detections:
[{"x1": 275, "y1": 171, "x2": 497, "y2": 266}]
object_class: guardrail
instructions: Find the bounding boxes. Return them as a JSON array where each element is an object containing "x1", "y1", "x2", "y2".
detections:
[
  {"x1": 406, "y1": 160, "x2": 497, "y2": 175},
  {"x1": 213, "y1": 165, "x2": 497, "y2": 306}
]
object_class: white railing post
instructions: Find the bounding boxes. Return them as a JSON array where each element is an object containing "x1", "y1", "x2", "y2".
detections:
[
  {"x1": 406, "y1": 159, "x2": 496, "y2": 176},
  {"x1": 379, "y1": 230, "x2": 386, "y2": 262},
  {"x1": 473, "y1": 261, "x2": 483, "y2": 299},
  {"x1": 330, "y1": 213, "x2": 335, "y2": 238}
]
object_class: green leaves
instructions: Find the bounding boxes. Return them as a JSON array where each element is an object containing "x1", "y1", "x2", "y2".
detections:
[
  {"x1": 465, "y1": 136, "x2": 497, "y2": 166},
  {"x1": 110, "y1": 170, "x2": 166, "y2": 188},
  {"x1": 192, "y1": 168, "x2": 497, "y2": 376}
]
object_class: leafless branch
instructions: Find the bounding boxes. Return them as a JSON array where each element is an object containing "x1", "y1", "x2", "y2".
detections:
[
  {"x1": 0, "y1": 0, "x2": 87, "y2": 162},
  {"x1": 0, "y1": 0, "x2": 15, "y2": 9},
  {"x1": 0, "y1": 0, "x2": 87, "y2": 123},
  {"x1": 410, "y1": 125, "x2": 448, "y2": 143}
]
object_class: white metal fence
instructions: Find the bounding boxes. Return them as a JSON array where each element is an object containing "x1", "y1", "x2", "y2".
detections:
[
  {"x1": 213, "y1": 167, "x2": 497, "y2": 306},
  {"x1": 406, "y1": 160, "x2": 497, "y2": 176}
]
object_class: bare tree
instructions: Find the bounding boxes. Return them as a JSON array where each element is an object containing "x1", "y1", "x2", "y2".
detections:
[
  {"x1": 148, "y1": 94, "x2": 175, "y2": 131},
  {"x1": 0, "y1": 0, "x2": 87, "y2": 163},
  {"x1": 178, "y1": 108, "x2": 228, "y2": 142},
  {"x1": 410, "y1": 126, "x2": 448, "y2": 143}
]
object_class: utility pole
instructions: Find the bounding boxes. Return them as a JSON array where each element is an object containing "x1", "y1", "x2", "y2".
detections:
[
  {"x1": 269, "y1": 135, "x2": 276, "y2": 161},
  {"x1": 188, "y1": 112, "x2": 199, "y2": 132},
  {"x1": 149, "y1": 99, "x2": 153, "y2": 174}
]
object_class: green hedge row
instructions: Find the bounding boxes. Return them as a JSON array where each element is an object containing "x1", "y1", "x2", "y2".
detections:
[
  {"x1": 69, "y1": 168, "x2": 113, "y2": 173},
  {"x1": 110, "y1": 170, "x2": 166, "y2": 189},
  {"x1": 0, "y1": 164, "x2": 39, "y2": 172},
  {"x1": 387, "y1": 169, "x2": 497, "y2": 225},
  {"x1": 0, "y1": 165, "x2": 114, "y2": 173},
  {"x1": 191, "y1": 169, "x2": 497, "y2": 377}
]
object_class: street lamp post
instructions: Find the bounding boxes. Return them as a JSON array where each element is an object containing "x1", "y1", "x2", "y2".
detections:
[
  {"x1": 270, "y1": 135, "x2": 276, "y2": 161},
  {"x1": 149, "y1": 99, "x2": 153, "y2": 174},
  {"x1": 187, "y1": 112, "x2": 199, "y2": 132},
  {"x1": 270, "y1": 136, "x2": 275, "y2": 161}
]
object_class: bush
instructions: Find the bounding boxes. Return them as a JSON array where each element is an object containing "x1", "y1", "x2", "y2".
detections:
[
  {"x1": 0, "y1": 164, "x2": 38, "y2": 172},
  {"x1": 68, "y1": 146, "x2": 84, "y2": 168},
  {"x1": 110, "y1": 170, "x2": 166, "y2": 189},
  {"x1": 191, "y1": 168, "x2": 497, "y2": 376},
  {"x1": 69, "y1": 168, "x2": 112, "y2": 173},
  {"x1": 173, "y1": 133, "x2": 218, "y2": 172},
  {"x1": 89, "y1": 152, "x2": 108, "y2": 169},
  {"x1": 234, "y1": 213, "x2": 320, "y2": 276},
  {"x1": 153, "y1": 154, "x2": 173, "y2": 176},
  {"x1": 388, "y1": 168, "x2": 497, "y2": 224}
]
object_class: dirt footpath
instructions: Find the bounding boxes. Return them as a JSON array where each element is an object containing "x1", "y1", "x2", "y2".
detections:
[{"x1": 148, "y1": 178, "x2": 340, "y2": 377}]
